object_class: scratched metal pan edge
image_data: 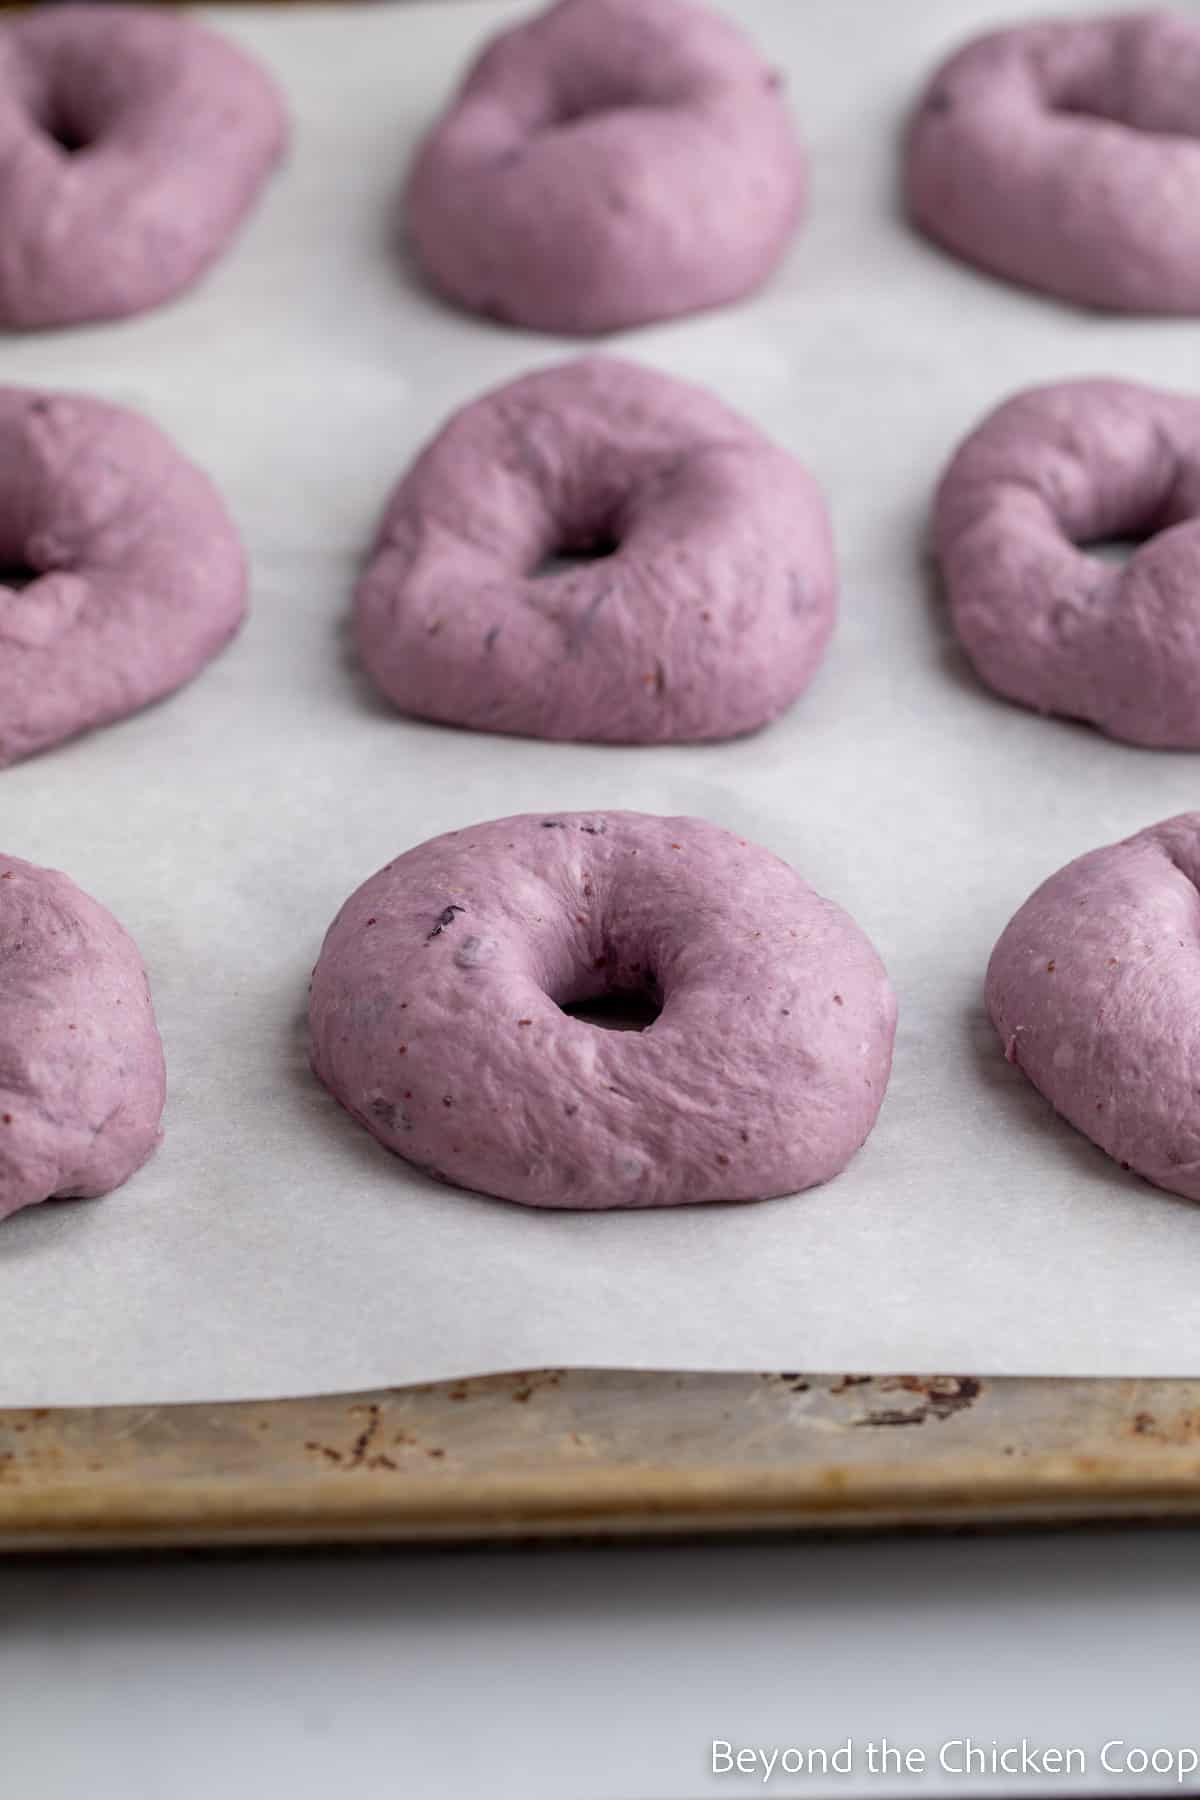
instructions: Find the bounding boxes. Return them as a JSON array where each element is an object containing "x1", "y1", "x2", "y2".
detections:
[{"x1": 2, "y1": 1371, "x2": 1199, "y2": 1552}]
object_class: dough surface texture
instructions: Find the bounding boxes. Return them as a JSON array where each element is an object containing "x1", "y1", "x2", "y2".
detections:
[
  {"x1": 0, "y1": 854, "x2": 165, "y2": 1223},
  {"x1": 988, "y1": 814, "x2": 1200, "y2": 1203},
  {"x1": 354, "y1": 357, "x2": 835, "y2": 744},
  {"x1": 0, "y1": 387, "x2": 247, "y2": 766},
  {"x1": 405, "y1": 0, "x2": 804, "y2": 334},
  {"x1": 934, "y1": 378, "x2": 1200, "y2": 747},
  {"x1": 907, "y1": 11, "x2": 1200, "y2": 313},
  {"x1": 309, "y1": 811, "x2": 897, "y2": 1211},
  {"x1": 0, "y1": 4, "x2": 287, "y2": 328}
]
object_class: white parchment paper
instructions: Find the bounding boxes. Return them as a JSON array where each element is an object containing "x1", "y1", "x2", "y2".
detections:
[{"x1": 3, "y1": 0, "x2": 1200, "y2": 1404}]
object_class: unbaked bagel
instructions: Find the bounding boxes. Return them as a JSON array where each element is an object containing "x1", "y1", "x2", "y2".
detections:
[
  {"x1": 405, "y1": 0, "x2": 805, "y2": 334},
  {"x1": 0, "y1": 387, "x2": 247, "y2": 766},
  {"x1": 354, "y1": 357, "x2": 835, "y2": 744},
  {"x1": 309, "y1": 811, "x2": 897, "y2": 1211},
  {"x1": 934, "y1": 378, "x2": 1200, "y2": 748},
  {"x1": 0, "y1": 4, "x2": 287, "y2": 328},
  {"x1": 0, "y1": 854, "x2": 165, "y2": 1223},
  {"x1": 988, "y1": 814, "x2": 1200, "y2": 1202},
  {"x1": 907, "y1": 11, "x2": 1200, "y2": 313}
]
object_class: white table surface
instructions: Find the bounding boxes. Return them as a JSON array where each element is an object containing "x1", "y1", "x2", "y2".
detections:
[{"x1": 3, "y1": 1529, "x2": 1199, "y2": 1799}]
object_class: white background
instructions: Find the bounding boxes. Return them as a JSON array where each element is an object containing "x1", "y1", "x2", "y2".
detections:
[{"x1": 3, "y1": 1528, "x2": 1200, "y2": 1799}]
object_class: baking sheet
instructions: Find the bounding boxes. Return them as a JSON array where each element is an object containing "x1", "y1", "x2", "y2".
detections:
[{"x1": 3, "y1": 0, "x2": 1200, "y2": 1406}]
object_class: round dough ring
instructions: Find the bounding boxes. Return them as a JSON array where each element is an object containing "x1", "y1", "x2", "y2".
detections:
[
  {"x1": 0, "y1": 4, "x2": 287, "y2": 328},
  {"x1": 907, "y1": 11, "x2": 1200, "y2": 313},
  {"x1": 354, "y1": 356, "x2": 836, "y2": 744},
  {"x1": 0, "y1": 386, "x2": 247, "y2": 767},
  {"x1": 934, "y1": 378, "x2": 1200, "y2": 748},
  {"x1": 405, "y1": 0, "x2": 804, "y2": 335},
  {"x1": 0, "y1": 854, "x2": 165, "y2": 1223},
  {"x1": 988, "y1": 814, "x2": 1200, "y2": 1203},
  {"x1": 309, "y1": 811, "x2": 897, "y2": 1211}
]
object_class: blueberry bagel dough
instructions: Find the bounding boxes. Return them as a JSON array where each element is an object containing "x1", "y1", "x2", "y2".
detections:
[
  {"x1": 0, "y1": 387, "x2": 247, "y2": 766},
  {"x1": 405, "y1": 0, "x2": 805, "y2": 334},
  {"x1": 907, "y1": 11, "x2": 1200, "y2": 313},
  {"x1": 309, "y1": 812, "x2": 897, "y2": 1211},
  {"x1": 0, "y1": 4, "x2": 287, "y2": 328},
  {"x1": 988, "y1": 815, "x2": 1200, "y2": 1203},
  {"x1": 0, "y1": 855, "x2": 165, "y2": 1222},
  {"x1": 934, "y1": 379, "x2": 1200, "y2": 748},
  {"x1": 354, "y1": 357, "x2": 836, "y2": 744}
]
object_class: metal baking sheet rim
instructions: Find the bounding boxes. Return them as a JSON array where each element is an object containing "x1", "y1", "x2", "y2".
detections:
[{"x1": 3, "y1": 1370, "x2": 1200, "y2": 1552}]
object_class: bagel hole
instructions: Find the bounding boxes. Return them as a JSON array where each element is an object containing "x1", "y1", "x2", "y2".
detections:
[
  {"x1": 545, "y1": 89, "x2": 628, "y2": 130},
  {"x1": 1078, "y1": 487, "x2": 1187, "y2": 567},
  {"x1": 560, "y1": 989, "x2": 661, "y2": 1033},
  {"x1": 39, "y1": 105, "x2": 92, "y2": 155},
  {"x1": 0, "y1": 561, "x2": 39, "y2": 593},
  {"x1": 532, "y1": 532, "x2": 621, "y2": 580},
  {"x1": 1086, "y1": 538, "x2": 1139, "y2": 566},
  {"x1": 1051, "y1": 94, "x2": 1184, "y2": 139},
  {"x1": 1081, "y1": 534, "x2": 1148, "y2": 568},
  {"x1": 1052, "y1": 97, "x2": 1111, "y2": 125}
]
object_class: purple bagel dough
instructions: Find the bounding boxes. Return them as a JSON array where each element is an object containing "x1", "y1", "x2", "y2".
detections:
[
  {"x1": 0, "y1": 854, "x2": 165, "y2": 1222},
  {"x1": 404, "y1": 0, "x2": 805, "y2": 335},
  {"x1": 987, "y1": 814, "x2": 1200, "y2": 1203},
  {"x1": 0, "y1": 5, "x2": 287, "y2": 329},
  {"x1": 354, "y1": 357, "x2": 836, "y2": 744},
  {"x1": 309, "y1": 811, "x2": 897, "y2": 1211},
  {"x1": 0, "y1": 387, "x2": 247, "y2": 767},
  {"x1": 934, "y1": 378, "x2": 1200, "y2": 749},
  {"x1": 906, "y1": 12, "x2": 1200, "y2": 314}
]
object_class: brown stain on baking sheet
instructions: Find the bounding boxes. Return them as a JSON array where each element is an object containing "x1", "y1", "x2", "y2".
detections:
[
  {"x1": 770, "y1": 1373, "x2": 812, "y2": 1393},
  {"x1": 438, "y1": 1370, "x2": 564, "y2": 1408},
  {"x1": 302, "y1": 1402, "x2": 389, "y2": 1472},
  {"x1": 295, "y1": 1372, "x2": 573, "y2": 1474},
  {"x1": 345, "y1": 1403, "x2": 382, "y2": 1467},
  {"x1": 846, "y1": 1375, "x2": 984, "y2": 1428},
  {"x1": 1127, "y1": 1407, "x2": 1200, "y2": 1446}
]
